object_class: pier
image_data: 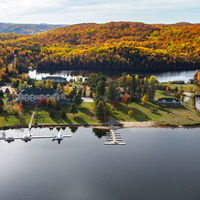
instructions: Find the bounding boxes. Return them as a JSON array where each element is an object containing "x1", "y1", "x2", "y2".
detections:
[{"x1": 104, "y1": 128, "x2": 126, "y2": 145}]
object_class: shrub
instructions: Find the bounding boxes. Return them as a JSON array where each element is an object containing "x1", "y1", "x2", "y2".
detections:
[
  {"x1": 50, "y1": 111, "x2": 56, "y2": 118},
  {"x1": 39, "y1": 98, "x2": 47, "y2": 106},
  {"x1": 128, "y1": 109, "x2": 134, "y2": 116}
]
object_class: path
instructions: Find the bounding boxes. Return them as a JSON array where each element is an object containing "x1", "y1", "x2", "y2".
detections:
[
  {"x1": 82, "y1": 97, "x2": 93, "y2": 103},
  {"x1": 28, "y1": 105, "x2": 38, "y2": 131},
  {"x1": 106, "y1": 116, "x2": 120, "y2": 126},
  {"x1": 184, "y1": 92, "x2": 193, "y2": 103}
]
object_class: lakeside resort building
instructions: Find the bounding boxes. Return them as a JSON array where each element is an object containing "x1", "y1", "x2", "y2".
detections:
[{"x1": 17, "y1": 88, "x2": 66, "y2": 103}]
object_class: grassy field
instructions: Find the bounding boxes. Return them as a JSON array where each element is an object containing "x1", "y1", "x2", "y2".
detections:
[
  {"x1": 0, "y1": 110, "x2": 33, "y2": 127},
  {"x1": 110, "y1": 97, "x2": 200, "y2": 126},
  {"x1": 34, "y1": 102, "x2": 98, "y2": 125},
  {"x1": 1, "y1": 90, "x2": 200, "y2": 128}
]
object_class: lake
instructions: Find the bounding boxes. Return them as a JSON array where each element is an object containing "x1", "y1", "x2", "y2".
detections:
[
  {"x1": 1, "y1": 127, "x2": 200, "y2": 200},
  {"x1": 28, "y1": 69, "x2": 198, "y2": 83}
]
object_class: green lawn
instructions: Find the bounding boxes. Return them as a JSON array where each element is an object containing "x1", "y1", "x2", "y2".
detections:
[
  {"x1": 155, "y1": 90, "x2": 174, "y2": 98},
  {"x1": 0, "y1": 112, "x2": 33, "y2": 127},
  {"x1": 34, "y1": 102, "x2": 99, "y2": 125},
  {"x1": 110, "y1": 97, "x2": 200, "y2": 125},
  {"x1": 1, "y1": 90, "x2": 200, "y2": 128}
]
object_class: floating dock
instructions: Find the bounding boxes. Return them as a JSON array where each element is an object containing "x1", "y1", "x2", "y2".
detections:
[
  {"x1": 104, "y1": 129, "x2": 126, "y2": 145},
  {"x1": 0, "y1": 135, "x2": 71, "y2": 142}
]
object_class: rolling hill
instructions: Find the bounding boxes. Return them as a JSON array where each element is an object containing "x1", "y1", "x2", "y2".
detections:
[
  {"x1": 0, "y1": 23, "x2": 67, "y2": 35},
  {"x1": 0, "y1": 22, "x2": 200, "y2": 73}
]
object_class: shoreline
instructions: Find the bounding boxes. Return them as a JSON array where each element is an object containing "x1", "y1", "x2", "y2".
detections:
[{"x1": 1, "y1": 121, "x2": 200, "y2": 130}]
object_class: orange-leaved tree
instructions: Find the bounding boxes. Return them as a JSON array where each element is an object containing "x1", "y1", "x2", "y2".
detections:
[{"x1": 122, "y1": 93, "x2": 130, "y2": 104}]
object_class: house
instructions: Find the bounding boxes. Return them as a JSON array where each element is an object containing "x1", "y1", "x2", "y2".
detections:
[
  {"x1": 155, "y1": 98, "x2": 181, "y2": 107},
  {"x1": 42, "y1": 76, "x2": 67, "y2": 83},
  {"x1": 18, "y1": 88, "x2": 61, "y2": 103}
]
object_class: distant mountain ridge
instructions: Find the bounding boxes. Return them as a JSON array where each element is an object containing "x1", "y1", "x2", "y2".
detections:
[{"x1": 0, "y1": 23, "x2": 67, "y2": 35}]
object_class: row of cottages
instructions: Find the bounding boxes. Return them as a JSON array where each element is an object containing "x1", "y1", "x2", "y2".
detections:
[
  {"x1": 18, "y1": 88, "x2": 66, "y2": 103},
  {"x1": 42, "y1": 76, "x2": 67, "y2": 83},
  {"x1": 156, "y1": 98, "x2": 181, "y2": 107}
]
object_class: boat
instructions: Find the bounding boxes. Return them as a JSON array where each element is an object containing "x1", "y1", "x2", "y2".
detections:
[
  {"x1": 4, "y1": 136, "x2": 15, "y2": 143},
  {"x1": 22, "y1": 135, "x2": 32, "y2": 142}
]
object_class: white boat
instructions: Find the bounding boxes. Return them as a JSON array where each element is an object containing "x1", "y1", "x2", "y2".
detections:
[
  {"x1": 52, "y1": 131, "x2": 63, "y2": 144},
  {"x1": 5, "y1": 136, "x2": 15, "y2": 143},
  {"x1": 22, "y1": 135, "x2": 32, "y2": 142}
]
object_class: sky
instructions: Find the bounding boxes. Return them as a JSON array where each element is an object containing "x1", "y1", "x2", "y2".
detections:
[{"x1": 0, "y1": 0, "x2": 199, "y2": 25}]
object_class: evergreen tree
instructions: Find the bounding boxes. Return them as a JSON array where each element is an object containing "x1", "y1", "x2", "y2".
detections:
[
  {"x1": 96, "y1": 80, "x2": 106, "y2": 96},
  {"x1": 94, "y1": 102, "x2": 105, "y2": 121},
  {"x1": 69, "y1": 103, "x2": 78, "y2": 116},
  {"x1": 0, "y1": 90, "x2": 3, "y2": 98},
  {"x1": 88, "y1": 73, "x2": 106, "y2": 92},
  {"x1": 106, "y1": 81, "x2": 119, "y2": 103},
  {"x1": 73, "y1": 94, "x2": 82, "y2": 106}
]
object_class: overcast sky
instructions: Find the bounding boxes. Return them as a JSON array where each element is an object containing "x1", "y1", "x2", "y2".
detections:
[{"x1": 0, "y1": 0, "x2": 199, "y2": 24}]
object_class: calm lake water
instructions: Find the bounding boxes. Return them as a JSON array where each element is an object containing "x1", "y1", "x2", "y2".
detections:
[
  {"x1": 1, "y1": 127, "x2": 200, "y2": 200},
  {"x1": 28, "y1": 69, "x2": 198, "y2": 83}
]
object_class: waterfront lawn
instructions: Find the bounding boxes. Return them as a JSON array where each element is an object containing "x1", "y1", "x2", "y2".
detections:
[
  {"x1": 155, "y1": 90, "x2": 174, "y2": 98},
  {"x1": 34, "y1": 102, "x2": 99, "y2": 125},
  {"x1": 111, "y1": 98, "x2": 200, "y2": 125},
  {"x1": 0, "y1": 110, "x2": 33, "y2": 127}
]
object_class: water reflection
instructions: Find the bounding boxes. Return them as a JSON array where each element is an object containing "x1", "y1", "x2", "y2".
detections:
[
  {"x1": 29, "y1": 69, "x2": 197, "y2": 83},
  {"x1": 92, "y1": 129, "x2": 107, "y2": 138},
  {"x1": 1, "y1": 127, "x2": 200, "y2": 200}
]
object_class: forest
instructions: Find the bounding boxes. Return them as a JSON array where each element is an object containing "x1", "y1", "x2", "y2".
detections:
[{"x1": 0, "y1": 22, "x2": 200, "y2": 73}]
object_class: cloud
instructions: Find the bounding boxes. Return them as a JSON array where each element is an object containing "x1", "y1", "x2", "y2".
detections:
[{"x1": 0, "y1": 0, "x2": 199, "y2": 24}]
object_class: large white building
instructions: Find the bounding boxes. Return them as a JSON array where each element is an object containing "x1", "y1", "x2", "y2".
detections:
[
  {"x1": 18, "y1": 88, "x2": 62, "y2": 103},
  {"x1": 42, "y1": 76, "x2": 67, "y2": 83}
]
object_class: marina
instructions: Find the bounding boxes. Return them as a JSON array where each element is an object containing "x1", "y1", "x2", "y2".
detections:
[
  {"x1": 104, "y1": 128, "x2": 126, "y2": 145},
  {"x1": 0, "y1": 131, "x2": 72, "y2": 144}
]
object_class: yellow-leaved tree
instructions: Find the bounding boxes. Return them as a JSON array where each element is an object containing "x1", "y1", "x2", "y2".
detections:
[
  {"x1": 45, "y1": 80, "x2": 53, "y2": 88},
  {"x1": 142, "y1": 94, "x2": 148, "y2": 104}
]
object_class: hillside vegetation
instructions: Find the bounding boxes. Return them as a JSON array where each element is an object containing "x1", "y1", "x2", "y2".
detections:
[
  {"x1": 0, "y1": 23, "x2": 66, "y2": 35},
  {"x1": 0, "y1": 22, "x2": 200, "y2": 72}
]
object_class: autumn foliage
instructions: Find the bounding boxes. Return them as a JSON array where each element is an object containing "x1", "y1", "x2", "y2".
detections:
[
  {"x1": 122, "y1": 93, "x2": 130, "y2": 103},
  {"x1": 1, "y1": 22, "x2": 200, "y2": 72},
  {"x1": 39, "y1": 97, "x2": 47, "y2": 106},
  {"x1": 13, "y1": 104, "x2": 22, "y2": 113}
]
